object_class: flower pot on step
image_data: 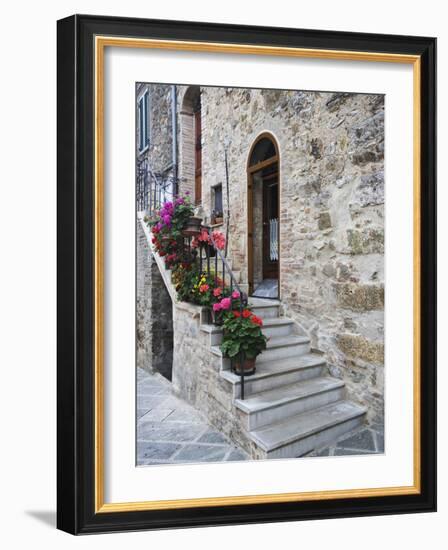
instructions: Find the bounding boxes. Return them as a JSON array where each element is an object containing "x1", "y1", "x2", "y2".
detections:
[
  {"x1": 182, "y1": 216, "x2": 202, "y2": 237},
  {"x1": 233, "y1": 357, "x2": 256, "y2": 376}
]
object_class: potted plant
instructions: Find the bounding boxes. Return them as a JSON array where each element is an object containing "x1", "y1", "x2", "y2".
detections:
[
  {"x1": 220, "y1": 309, "x2": 268, "y2": 375},
  {"x1": 182, "y1": 203, "x2": 205, "y2": 237},
  {"x1": 182, "y1": 215, "x2": 202, "y2": 237},
  {"x1": 211, "y1": 209, "x2": 224, "y2": 225},
  {"x1": 210, "y1": 289, "x2": 242, "y2": 325},
  {"x1": 148, "y1": 195, "x2": 197, "y2": 265}
]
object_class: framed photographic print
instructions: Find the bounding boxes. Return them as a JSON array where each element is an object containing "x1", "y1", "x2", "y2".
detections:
[{"x1": 57, "y1": 14, "x2": 436, "y2": 534}]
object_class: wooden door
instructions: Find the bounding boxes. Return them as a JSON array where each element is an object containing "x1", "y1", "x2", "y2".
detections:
[
  {"x1": 262, "y1": 177, "x2": 279, "y2": 280},
  {"x1": 194, "y1": 109, "x2": 202, "y2": 204}
]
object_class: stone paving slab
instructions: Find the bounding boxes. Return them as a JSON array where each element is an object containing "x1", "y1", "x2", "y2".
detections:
[
  {"x1": 137, "y1": 368, "x2": 249, "y2": 465},
  {"x1": 137, "y1": 369, "x2": 384, "y2": 463},
  {"x1": 309, "y1": 426, "x2": 384, "y2": 457}
]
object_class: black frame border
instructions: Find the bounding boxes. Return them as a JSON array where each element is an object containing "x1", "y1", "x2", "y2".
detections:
[{"x1": 57, "y1": 14, "x2": 436, "y2": 534}]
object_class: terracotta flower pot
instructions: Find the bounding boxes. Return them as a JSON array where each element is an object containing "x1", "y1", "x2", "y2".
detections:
[
  {"x1": 233, "y1": 357, "x2": 256, "y2": 376},
  {"x1": 182, "y1": 216, "x2": 202, "y2": 237}
]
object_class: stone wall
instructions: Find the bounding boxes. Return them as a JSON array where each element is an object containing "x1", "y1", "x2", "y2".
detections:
[
  {"x1": 136, "y1": 222, "x2": 174, "y2": 379},
  {"x1": 136, "y1": 83, "x2": 175, "y2": 207},
  {"x1": 192, "y1": 86, "x2": 385, "y2": 425},
  {"x1": 136, "y1": 221, "x2": 152, "y2": 371},
  {"x1": 147, "y1": 84, "x2": 173, "y2": 174},
  {"x1": 138, "y1": 83, "x2": 385, "y2": 426}
]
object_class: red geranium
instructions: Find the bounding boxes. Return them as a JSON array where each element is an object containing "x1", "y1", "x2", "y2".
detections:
[
  {"x1": 250, "y1": 315, "x2": 263, "y2": 326},
  {"x1": 242, "y1": 309, "x2": 252, "y2": 319}
]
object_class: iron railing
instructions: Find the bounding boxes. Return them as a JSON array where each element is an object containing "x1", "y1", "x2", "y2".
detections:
[
  {"x1": 137, "y1": 157, "x2": 175, "y2": 215},
  {"x1": 199, "y1": 226, "x2": 249, "y2": 400}
]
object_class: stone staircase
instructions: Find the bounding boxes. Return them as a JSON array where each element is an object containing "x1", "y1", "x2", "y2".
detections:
[
  {"x1": 138, "y1": 215, "x2": 367, "y2": 460},
  {"x1": 204, "y1": 297, "x2": 366, "y2": 459}
]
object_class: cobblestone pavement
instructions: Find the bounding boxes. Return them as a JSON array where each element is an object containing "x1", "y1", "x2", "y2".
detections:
[
  {"x1": 137, "y1": 368, "x2": 249, "y2": 465},
  {"x1": 308, "y1": 424, "x2": 384, "y2": 457}
]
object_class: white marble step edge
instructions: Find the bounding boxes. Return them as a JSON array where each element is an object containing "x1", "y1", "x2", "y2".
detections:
[
  {"x1": 220, "y1": 354, "x2": 326, "y2": 386},
  {"x1": 234, "y1": 376, "x2": 345, "y2": 430},
  {"x1": 249, "y1": 400, "x2": 367, "y2": 455},
  {"x1": 234, "y1": 376, "x2": 345, "y2": 415}
]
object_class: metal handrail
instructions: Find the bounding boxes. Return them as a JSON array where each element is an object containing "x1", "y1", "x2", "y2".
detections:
[
  {"x1": 136, "y1": 157, "x2": 176, "y2": 215},
  {"x1": 207, "y1": 229, "x2": 244, "y2": 299},
  {"x1": 203, "y1": 226, "x2": 248, "y2": 400}
]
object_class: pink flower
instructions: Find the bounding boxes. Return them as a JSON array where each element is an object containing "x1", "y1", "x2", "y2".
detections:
[
  {"x1": 232, "y1": 290, "x2": 240, "y2": 299},
  {"x1": 213, "y1": 287, "x2": 222, "y2": 297},
  {"x1": 212, "y1": 230, "x2": 226, "y2": 250},
  {"x1": 199, "y1": 284, "x2": 209, "y2": 293},
  {"x1": 198, "y1": 228, "x2": 210, "y2": 243},
  {"x1": 220, "y1": 297, "x2": 231, "y2": 310},
  {"x1": 212, "y1": 302, "x2": 222, "y2": 312}
]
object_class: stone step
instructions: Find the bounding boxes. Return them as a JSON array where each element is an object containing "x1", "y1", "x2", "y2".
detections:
[
  {"x1": 235, "y1": 377, "x2": 345, "y2": 430},
  {"x1": 200, "y1": 317, "x2": 295, "y2": 346},
  {"x1": 248, "y1": 297, "x2": 280, "y2": 319},
  {"x1": 210, "y1": 334, "x2": 310, "y2": 361},
  {"x1": 220, "y1": 354, "x2": 327, "y2": 398},
  {"x1": 260, "y1": 335, "x2": 310, "y2": 362},
  {"x1": 261, "y1": 317, "x2": 295, "y2": 338},
  {"x1": 249, "y1": 401, "x2": 367, "y2": 458}
]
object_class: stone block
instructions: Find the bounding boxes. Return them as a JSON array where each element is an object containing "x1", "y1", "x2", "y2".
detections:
[
  {"x1": 349, "y1": 113, "x2": 384, "y2": 166},
  {"x1": 337, "y1": 333, "x2": 384, "y2": 363},
  {"x1": 346, "y1": 227, "x2": 384, "y2": 254},
  {"x1": 318, "y1": 211, "x2": 332, "y2": 230},
  {"x1": 334, "y1": 282, "x2": 384, "y2": 311},
  {"x1": 310, "y1": 138, "x2": 323, "y2": 159},
  {"x1": 352, "y1": 171, "x2": 384, "y2": 207},
  {"x1": 326, "y1": 92, "x2": 350, "y2": 112}
]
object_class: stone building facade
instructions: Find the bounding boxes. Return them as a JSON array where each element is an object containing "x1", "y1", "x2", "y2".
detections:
[{"x1": 136, "y1": 82, "x2": 385, "y2": 428}]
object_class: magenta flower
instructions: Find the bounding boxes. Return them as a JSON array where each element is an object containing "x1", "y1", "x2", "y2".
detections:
[
  {"x1": 213, "y1": 302, "x2": 222, "y2": 312},
  {"x1": 232, "y1": 290, "x2": 240, "y2": 299},
  {"x1": 220, "y1": 297, "x2": 231, "y2": 310}
]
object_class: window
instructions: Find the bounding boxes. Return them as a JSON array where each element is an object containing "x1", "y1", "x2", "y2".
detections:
[
  {"x1": 138, "y1": 90, "x2": 150, "y2": 152},
  {"x1": 212, "y1": 184, "x2": 223, "y2": 221}
]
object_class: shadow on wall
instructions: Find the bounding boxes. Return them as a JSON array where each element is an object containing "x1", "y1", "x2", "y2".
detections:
[
  {"x1": 137, "y1": 222, "x2": 174, "y2": 381},
  {"x1": 151, "y1": 260, "x2": 174, "y2": 381}
]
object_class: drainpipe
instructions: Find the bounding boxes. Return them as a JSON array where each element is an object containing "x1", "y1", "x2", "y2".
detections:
[{"x1": 171, "y1": 85, "x2": 178, "y2": 196}]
